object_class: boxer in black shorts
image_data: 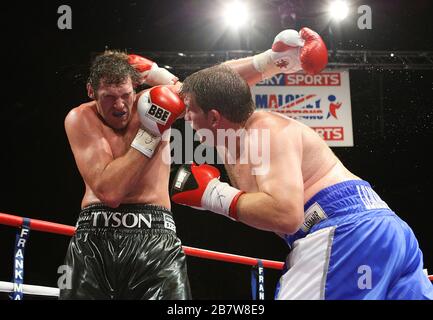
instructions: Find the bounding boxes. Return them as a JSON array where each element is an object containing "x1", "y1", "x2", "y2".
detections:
[
  {"x1": 60, "y1": 204, "x2": 190, "y2": 299},
  {"x1": 62, "y1": 51, "x2": 190, "y2": 299}
]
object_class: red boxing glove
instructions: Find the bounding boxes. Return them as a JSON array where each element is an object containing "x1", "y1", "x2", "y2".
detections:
[
  {"x1": 128, "y1": 54, "x2": 179, "y2": 86},
  {"x1": 171, "y1": 163, "x2": 245, "y2": 220},
  {"x1": 131, "y1": 86, "x2": 185, "y2": 157},
  {"x1": 298, "y1": 27, "x2": 328, "y2": 75},
  {"x1": 253, "y1": 27, "x2": 328, "y2": 76}
]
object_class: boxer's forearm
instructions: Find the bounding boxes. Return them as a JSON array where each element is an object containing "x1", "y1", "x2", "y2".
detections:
[
  {"x1": 236, "y1": 192, "x2": 304, "y2": 235},
  {"x1": 223, "y1": 53, "x2": 282, "y2": 86},
  {"x1": 92, "y1": 148, "x2": 151, "y2": 207},
  {"x1": 223, "y1": 57, "x2": 263, "y2": 86}
]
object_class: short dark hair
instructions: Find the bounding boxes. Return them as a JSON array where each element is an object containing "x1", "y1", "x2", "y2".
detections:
[
  {"x1": 87, "y1": 50, "x2": 141, "y2": 92},
  {"x1": 180, "y1": 65, "x2": 255, "y2": 123}
]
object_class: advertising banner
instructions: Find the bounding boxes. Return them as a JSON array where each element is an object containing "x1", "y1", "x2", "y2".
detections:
[{"x1": 251, "y1": 70, "x2": 353, "y2": 147}]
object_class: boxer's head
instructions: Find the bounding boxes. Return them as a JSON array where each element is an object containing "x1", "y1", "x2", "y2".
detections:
[
  {"x1": 87, "y1": 51, "x2": 141, "y2": 130},
  {"x1": 181, "y1": 65, "x2": 254, "y2": 137}
]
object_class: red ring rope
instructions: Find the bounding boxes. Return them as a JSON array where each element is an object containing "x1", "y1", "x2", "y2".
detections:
[
  {"x1": 1, "y1": 211, "x2": 432, "y2": 280},
  {"x1": 0, "y1": 212, "x2": 283, "y2": 270}
]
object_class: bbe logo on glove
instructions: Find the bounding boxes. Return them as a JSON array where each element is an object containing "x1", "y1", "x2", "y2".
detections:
[
  {"x1": 146, "y1": 103, "x2": 171, "y2": 125},
  {"x1": 137, "y1": 86, "x2": 185, "y2": 136},
  {"x1": 132, "y1": 86, "x2": 185, "y2": 158}
]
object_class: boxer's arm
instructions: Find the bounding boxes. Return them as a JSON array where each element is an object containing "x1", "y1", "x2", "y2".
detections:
[
  {"x1": 223, "y1": 57, "x2": 265, "y2": 86},
  {"x1": 235, "y1": 123, "x2": 305, "y2": 234},
  {"x1": 224, "y1": 28, "x2": 328, "y2": 87},
  {"x1": 65, "y1": 107, "x2": 152, "y2": 208},
  {"x1": 170, "y1": 118, "x2": 305, "y2": 235}
]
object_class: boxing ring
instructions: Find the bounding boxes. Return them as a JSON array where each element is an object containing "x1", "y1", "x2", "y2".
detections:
[
  {"x1": 0, "y1": 211, "x2": 284, "y2": 299},
  {"x1": 1, "y1": 211, "x2": 432, "y2": 299}
]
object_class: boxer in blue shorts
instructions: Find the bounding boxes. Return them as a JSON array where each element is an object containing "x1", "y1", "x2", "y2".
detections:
[
  {"x1": 275, "y1": 180, "x2": 433, "y2": 299},
  {"x1": 169, "y1": 61, "x2": 433, "y2": 299}
]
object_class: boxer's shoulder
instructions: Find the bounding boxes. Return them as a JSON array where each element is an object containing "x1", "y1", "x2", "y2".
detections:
[
  {"x1": 247, "y1": 111, "x2": 299, "y2": 133},
  {"x1": 66, "y1": 101, "x2": 96, "y2": 119},
  {"x1": 246, "y1": 111, "x2": 275, "y2": 128},
  {"x1": 65, "y1": 101, "x2": 101, "y2": 133}
]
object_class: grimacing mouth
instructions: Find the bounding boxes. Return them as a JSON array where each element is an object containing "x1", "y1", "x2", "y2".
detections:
[{"x1": 112, "y1": 110, "x2": 127, "y2": 118}]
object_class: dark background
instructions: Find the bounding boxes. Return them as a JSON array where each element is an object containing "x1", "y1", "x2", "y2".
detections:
[{"x1": 0, "y1": 0, "x2": 432, "y2": 299}]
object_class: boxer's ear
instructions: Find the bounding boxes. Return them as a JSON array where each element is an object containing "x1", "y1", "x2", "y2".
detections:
[
  {"x1": 87, "y1": 83, "x2": 95, "y2": 100},
  {"x1": 208, "y1": 109, "x2": 221, "y2": 129}
]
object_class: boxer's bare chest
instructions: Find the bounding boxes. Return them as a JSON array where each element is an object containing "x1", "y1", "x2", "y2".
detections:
[
  {"x1": 224, "y1": 162, "x2": 259, "y2": 192},
  {"x1": 101, "y1": 119, "x2": 140, "y2": 158},
  {"x1": 224, "y1": 149, "x2": 258, "y2": 192},
  {"x1": 221, "y1": 128, "x2": 263, "y2": 192}
]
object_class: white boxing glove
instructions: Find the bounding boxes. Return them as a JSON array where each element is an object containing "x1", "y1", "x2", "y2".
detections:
[
  {"x1": 131, "y1": 86, "x2": 185, "y2": 157},
  {"x1": 253, "y1": 27, "x2": 328, "y2": 77},
  {"x1": 128, "y1": 54, "x2": 179, "y2": 86}
]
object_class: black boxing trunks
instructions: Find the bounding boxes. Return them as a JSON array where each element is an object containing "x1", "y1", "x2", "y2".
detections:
[{"x1": 59, "y1": 204, "x2": 191, "y2": 300}]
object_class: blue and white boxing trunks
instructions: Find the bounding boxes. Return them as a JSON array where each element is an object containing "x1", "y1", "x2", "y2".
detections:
[{"x1": 275, "y1": 180, "x2": 433, "y2": 300}]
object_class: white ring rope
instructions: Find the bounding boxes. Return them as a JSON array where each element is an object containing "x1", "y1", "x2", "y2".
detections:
[{"x1": 0, "y1": 281, "x2": 59, "y2": 297}]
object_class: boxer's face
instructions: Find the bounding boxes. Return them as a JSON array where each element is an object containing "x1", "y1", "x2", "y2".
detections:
[
  {"x1": 93, "y1": 77, "x2": 136, "y2": 130},
  {"x1": 183, "y1": 93, "x2": 211, "y2": 134}
]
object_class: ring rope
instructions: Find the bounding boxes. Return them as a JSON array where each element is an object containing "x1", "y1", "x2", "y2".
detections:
[
  {"x1": 0, "y1": 281, "x2": 59, "y2": 297},
  {"x1": 1, "y1": 212, "x2": 432, "y2": 281}
]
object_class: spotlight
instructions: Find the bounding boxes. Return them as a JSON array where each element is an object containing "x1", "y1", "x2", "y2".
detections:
[
  {"x1": 328, "y1": 0, "x2": 349, "y2": 21},
  {"x1": 223, "y1": 1, "x2": 249, "y2": 29}
]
